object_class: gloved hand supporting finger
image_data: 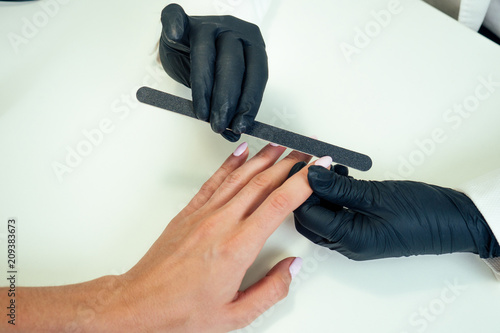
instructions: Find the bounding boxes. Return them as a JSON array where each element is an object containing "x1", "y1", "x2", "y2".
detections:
[{"x1": 307, "y1": 165, "x2": 374, "y2": 212}]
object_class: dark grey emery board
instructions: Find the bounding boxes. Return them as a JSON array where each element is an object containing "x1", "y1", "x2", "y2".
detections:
[{"x1": 136, "y1": 87, "x2": 372, "y2": 171}]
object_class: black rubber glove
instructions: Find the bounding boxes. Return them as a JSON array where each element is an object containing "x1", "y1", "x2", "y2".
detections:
[
  {"x1": 289, "y1": 163, "x2": 500, "y2": 261},
  {"x1": 159, "y1": 3, "x2": 268, "y2": 142}
]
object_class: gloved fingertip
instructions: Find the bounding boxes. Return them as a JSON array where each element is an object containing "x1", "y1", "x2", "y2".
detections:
[
  {"x1": 221, "y1": 130, "x2": 240, "y2": 142},
  {"x1": 307, "y1": 166, "x2": 336, "y2": 192},
  {"x1": 287, "y1": 161, "x2": 307, "y2": 179},
  {"x1": 163, "y1": 3, "x2": 185, "y2": 13},
  {"x1": 232, "y1": 123, "x2": 246, "y2": 135},
  {"x1": 192, "y1": 95, "x2": 210, "y2": 122},
  {"x1": 211, "y1": 119, "x2": 227, "y2": 134},
  {"x1": 161, "y1": 4, "x2": 189, "y2": 43},
  {"x1": 308, "y1": 165, "x2": 332, "y2": 179},
  {"x1": 333, "y1": 164, "x2": 349, "y2": 177},
  {"x1": 232, "y1": 115, "x2": 254, "y2": 135},
  {"x1": 162, "y1": 4, "x2": 187, "y2": 21}
]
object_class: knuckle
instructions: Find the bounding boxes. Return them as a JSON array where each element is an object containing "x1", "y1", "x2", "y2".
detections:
[
  {"x1": 225, "y1": 170, "x2": 243, "y2": 185},
  {"x1": 197, "y1": 217, "x2": 218, "y2": 236},
  {"x1": 218, "y1": 163, "x2": 233, "y2": 176},
  {"x1": 268, "y1": 275, "x2": 289, "y2": 301},
  {"x1": 219, "y1": 171, "x2": 244, "y2": 193},
  {"x1": 217, "y1": 237, "x2": 243, "y2": 262},
  {"x1": 197, "y1": 180, "x2": 218, "y2": 199},
  {"x1": 245, "y1": 21, "x2": 262, "y2": 36},
  {"x1": 250, "y1": 172, "x2": 273, "y2": 190},
  {"x1": 269, "y1": 191, "x2": 291, "y2": 213}
]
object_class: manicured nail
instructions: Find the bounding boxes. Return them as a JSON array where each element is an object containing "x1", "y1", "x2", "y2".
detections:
[
  {"x1": 270, "y1": 142, "x2": 280, "y2": 147},
  {"x1": 314, "y1": 156, "x2": 332, "y2": 168},
  {"x1": 289, "y1": 257, "x2": 303, "y2": 279},
  {"x1": 233, "y1": 142, "x2": 248, "y2": 157}
]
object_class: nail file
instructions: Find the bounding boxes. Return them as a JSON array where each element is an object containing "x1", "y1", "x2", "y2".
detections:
[{"x1": 136, "y1": 86, "x2": 373, "y2": 171}]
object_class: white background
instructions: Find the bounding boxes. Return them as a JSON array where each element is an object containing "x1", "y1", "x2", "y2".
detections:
[{"x1": 1, "y1": 0, "x2": 500, "y2": 332}]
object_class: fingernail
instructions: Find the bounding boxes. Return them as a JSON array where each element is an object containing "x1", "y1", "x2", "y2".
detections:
[
  {"x1": 233, "y1": 142, "x2": 248, "y2": 157},
  {"x1": 270, "y1": 142, "x2": 280, "y2": 147},
  {"x1": 314, "y1": 156, "x2": 332, "y2": 168},
  {"x1": 289, "y1": 257, "x2": 303, "y2": 279}
]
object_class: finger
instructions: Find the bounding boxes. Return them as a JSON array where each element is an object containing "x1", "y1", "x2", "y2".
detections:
[
  {"x1": 159, "y1": 4, "x2": 191, "y2": 87},
  {"x1": 221, "y1": 129, "x2": 241, "y2": 143},
  {"x1": 177, "y1": 144, "x2": 250, "y2": 219},
  {"x1": 210, "y1": 32, "x2": 246, "y2": 134},
  {"x1": 240, "y1": 159, "x2": 326, "y2": 248},
  {"x1": 310, "y1": 164, "x2": 350, "y2": 212},
  {"x1": 307, "y1": 165, "x2": 375, "y2": 211},
  {"x1": 226, "y1": 150, "x2": 312, "y2": 221},
  {"x1": 294, "y1": 195, "x2": 369, "y2": 248},
  {"x1": 200, "y1": 144, "x2": 287, "y2": 213},
  {"x1": 293, "y1": 196, "x2": 345, "y2": 241},
  {"x1": 295, "y1": 218, "x2": 332, "y2": 247},
  {"x1": 231, "y1": 45, "x2": 268, "y2": 134},
  {"x1": 159, "y1": 43, "x2": 191, "y2": 87},
  {"x1": 227, "y1": 257, "x2": 298, "y2": 329},
  {"x1": 287, "y1": 161, "x2": 307, "y2": 179},
  {"x1": 190, "y1": 26, "x2": 217, "y2": 122},
  {"x1": 333, "y1": 164, "x2": 349, "y2": 177},
  {"x1": 160, "y1": 3, "x2": 190, "y2": 52},
  {"x1": 295, "y1": 203, "x2": 383, "y2": 260},
  {"x1": 293, "y1": 193, "x2": 332, "y2": 245}
]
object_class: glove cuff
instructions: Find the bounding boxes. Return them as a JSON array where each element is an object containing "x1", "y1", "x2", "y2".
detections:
[
  {"x1": 464, "y1": 199, "x2": 500, "y2": 259},
  {"x1": 483, "y1": 257, "x2": 500, "y2": 280}
]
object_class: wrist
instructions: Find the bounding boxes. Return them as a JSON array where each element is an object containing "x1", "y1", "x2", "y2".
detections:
[
  {"x1": 471, "y1": 212, "x2": 500, "y2": 259},
  {"x1": 2, "y1": 275, "x2": 133, "y2": 332},
  {"x1": 460, "y1": 192, "x2": 500, "y2": 258},
  {"x1": 78, "y1": 274, "x2": 137, "y2": 332},
  {"x1": 115, "y1": 269, "x2": 194, "y2": 333}
]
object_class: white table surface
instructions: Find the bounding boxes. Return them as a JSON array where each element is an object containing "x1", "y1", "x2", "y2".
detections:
[{"x1": 1, "y1": 0, "x2": 500, "y2": 332}]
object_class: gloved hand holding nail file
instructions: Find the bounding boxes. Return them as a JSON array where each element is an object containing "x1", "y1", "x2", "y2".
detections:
[
  {"x1": 136, "y1": 86, "x2": 373, "y2": 172},
  {"x1": 159, "y1": 3, "x2": 268, "y2": 142}
]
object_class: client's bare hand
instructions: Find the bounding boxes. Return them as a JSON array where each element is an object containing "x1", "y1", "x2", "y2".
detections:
[
  {"x1": 106, "y1": 143, "x2": 320, "y2": 332},
  {"x1": 3, "y1": 143, "x2": 330, "y2": 332}
]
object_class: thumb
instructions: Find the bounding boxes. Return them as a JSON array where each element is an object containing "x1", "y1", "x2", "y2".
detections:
[
  {"x1": 307, "y1": 165, "x2": 374, "y2": 211},
  {"x1": 287, "y1": 161, "x2": 307, "y2": 179},
  {"x1": 229, "y1": 257, "x2": 302, "y2": 328},
  {"x1": 160, "y1": 3, "x2": 190, "y2": 52}
]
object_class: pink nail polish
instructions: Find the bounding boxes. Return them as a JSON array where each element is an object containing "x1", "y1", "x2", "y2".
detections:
[
  {"x1": 233, "y1": 142, "x2": 248, "y2": 157},
  {"x1": 289, "y1": 257, "x2": 303, "y2": 279},
  {"x1": 270, "y1": 142, "x2": 280, "y2": 147},
  {"x1": 314, "y1": 156, "x2": 332, "y2": 168}
]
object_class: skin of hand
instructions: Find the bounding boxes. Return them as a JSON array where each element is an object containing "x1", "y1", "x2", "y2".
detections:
[
  {"x1": 0, "y1": 144, "x2": 335, "y2": 333},
  {"x1": 289, "y1": 163, "x2": 500, "y2": 261},
  {"x1": 158, "y1": 3, "x2": 268, "y2": 142}
]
